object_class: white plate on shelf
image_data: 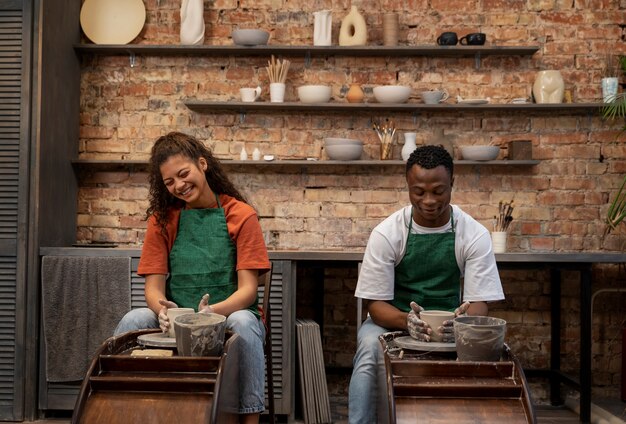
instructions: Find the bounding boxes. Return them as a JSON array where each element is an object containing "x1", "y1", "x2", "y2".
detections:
[
  {"x1": 80, "y1": 0, "x2": 146, "y2": 45},
  {"x1": 458, "y1": 98, "x2": 490, "y2": 105},
  {"x1": 394, "y1": 336, "x2": 456, "y2": 352}
]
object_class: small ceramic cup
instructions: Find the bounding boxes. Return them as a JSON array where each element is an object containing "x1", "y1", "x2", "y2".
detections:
[
  {"x1": 166, "y1": 307, "x2": 195, "y2": 338},
  {"x1": 420, "y1": 310, "x2": 454, "y2": 342},
  {"x1": 437, "y1": 31, "x2": 458, "y2": 46},
  {"x1": 270, "y1": 82, "x2": 286, "y2": 103},
  {"x1": 491, "y1": 231, "x2": 507, "y2": 253},
  {"x1": 240, "y1": 86, "x2": 261, "y2": 102},
  {"x1": 421, "y1": 89, "x2": 449, "y2": 104},
  {"x1": 460, "y1": 32, "x2": 486, "y2": 45},
  {"x1": 420, "y1": 310, "x2": 455, "y2": 342}
]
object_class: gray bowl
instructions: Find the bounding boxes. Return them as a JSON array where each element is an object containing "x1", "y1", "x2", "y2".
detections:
[
  {"x1": 324, "y1": 139, "x2": 363, "y2": 160},
  {"x1": 231, "y1": 29, "x2": 270, "y2": 46}
]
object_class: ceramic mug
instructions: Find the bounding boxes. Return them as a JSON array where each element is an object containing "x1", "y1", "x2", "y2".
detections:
[
  {"x1": 421, "y1": 89, "x2": 449, "y2": 104},
  {"x1": 437, "y1": 31, "x2": 458, "y2": 46},
  {"x1": 240, "y1": 86, "x2": 261, "y2": 102},
  {"x1": 460, "y1": 32, "x2": 486, "y2": 45}
]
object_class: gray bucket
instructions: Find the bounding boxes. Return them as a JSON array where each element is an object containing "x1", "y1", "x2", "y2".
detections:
[
  {"x1": 453, "y1": 316, "x2": 506, "y2": 361},
  {"x1": 174, "y1": 312, "x2": 226, "y2": 357}
]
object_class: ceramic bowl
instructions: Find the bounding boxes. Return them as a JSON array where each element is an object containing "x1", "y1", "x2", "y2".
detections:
[
  {"x1": 297, "y1": 85, "x2": 332, "y2": 103},
  {"x1": 373, "y1": 85, "x2": 412, "y2": 103},
  {"x1": 231, "y1": 29, "x2": 270, "y2": 46},
  {"x1": 324, "y1": 138, "x2": 363, "y2": 160},
  {"x1": 459, "y1": 146, "x2": 500, "y2": 161}
]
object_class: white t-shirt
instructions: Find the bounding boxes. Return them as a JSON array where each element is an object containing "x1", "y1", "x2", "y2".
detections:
[{"x1": 355, "y1": 205, "x2": 504, "y2": 304}]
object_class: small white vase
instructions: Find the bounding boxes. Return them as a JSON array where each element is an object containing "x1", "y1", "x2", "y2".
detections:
[
  {"x1": 601, "y1": 77, "x2": 618, "y2": 103},
  {"x1": 313, "y1": 10, "x2": 332, "y2": 46},
  {"x1": 401, "y1": 132, "x2": 417, "y2": 161},
  {"x1": 532, "y1": 70, "x2": 564, "y2": 104},
  {"x1": 252, "y1": 147, "x2": 261, "y2": 160},
  {"x1": 180, "y1": 0, "x2": 205, "y2": 45},
  {"x1": 239, "y1": 147, "x2": 248, "y2": 160}
]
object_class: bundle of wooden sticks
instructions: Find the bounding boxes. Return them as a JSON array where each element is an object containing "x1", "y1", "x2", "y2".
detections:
[
  {"x1": 266, "y1": 55, "x2": 290, "y2": 84},
  {"x1": 494, "y1": 200, "x2": 514, "y2": 232}
]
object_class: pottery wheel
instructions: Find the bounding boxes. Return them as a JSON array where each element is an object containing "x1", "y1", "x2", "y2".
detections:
[
  {"x1": 137, "y1": 332, "x2": 177, "y2": 348},
  {"x1": 394, "y1": 336, "x2": 456, "y2": 352}
]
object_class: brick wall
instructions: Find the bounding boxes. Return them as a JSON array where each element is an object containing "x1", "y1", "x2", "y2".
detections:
[{"x1": 76, "y1": 0, "x2": 626, "y2": 400}]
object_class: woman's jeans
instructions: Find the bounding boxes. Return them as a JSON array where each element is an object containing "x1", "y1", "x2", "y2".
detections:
[
  {"x1": 115, "y1": 308, "x2": 266, "y2": 414},
  {"x1": 348, "y1": 317, "x2": 390, "y2": 424}
]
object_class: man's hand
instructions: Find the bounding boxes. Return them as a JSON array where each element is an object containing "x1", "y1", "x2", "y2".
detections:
[
  {"x1": 439, "y1": 301, "x2": 471, "y2": 342},
  {"x1": 407, "y1": 301, "x2": 431, "y2": 341},
  {"x1": 198, "y1": 293, "x2": 214, "y2": 314},
  {"x1": 157, "y1": 299, "x2": 178, "y2": 333}
]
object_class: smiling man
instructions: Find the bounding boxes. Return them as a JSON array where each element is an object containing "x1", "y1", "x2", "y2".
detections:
[{"x1": 348, "y1": 144, "x2": 505, "y2": 424}]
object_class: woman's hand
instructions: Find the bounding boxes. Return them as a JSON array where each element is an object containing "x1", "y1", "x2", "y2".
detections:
[
  {"x1": 407, "y1": 301, "x2": 431, "y2": 341},
  {"x1": 157, "y1": 299, "x2": 178, "y2": 333}
]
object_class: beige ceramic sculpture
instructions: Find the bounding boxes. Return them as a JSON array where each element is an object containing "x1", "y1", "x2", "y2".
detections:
[
  {"x1": 180, "y1": 0, "x2": 205, "y2": 45},
  {"x1": 532, "y1": 70, "x2": 564, "y2": 104},
  {"x1": 339, "y1": 6, "x2": 367, "y2": 46}
]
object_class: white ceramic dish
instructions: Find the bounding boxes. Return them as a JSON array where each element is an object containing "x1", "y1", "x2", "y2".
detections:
[
  {"x1": 458, "y1": 98, "x2": 490, "y2": 105},
  {"x1": 231, "y1": 29, "x2": 270, "y2": 46},
  {"x1": 459, "y1": 146, "x2": 500, "y2": 161},
  {"x1": 373, "y1": 85, "x2": 411, "y2": 103},
  {"x1": 80, "y1": 0, "x2": 146, "y2": 45},
  {"x1": 297, "y1": 85, "x2": 332, "y2": 103},
  {"x1": 324, "y1": 138, "x2": 363, "y2": 160},
  {"x1": 394, "y1": 336, "x2": 456, "y2": 352},
  {"x1": 137, "y1": 332, "x2": 177, "y2": 348}
]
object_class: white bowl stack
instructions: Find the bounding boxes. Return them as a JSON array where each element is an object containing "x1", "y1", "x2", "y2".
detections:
[{"x1": 324, "y1": 138, "x2": 363, "y2": 160}]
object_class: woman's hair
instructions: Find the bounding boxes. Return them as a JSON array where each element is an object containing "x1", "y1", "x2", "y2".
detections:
[
  {"x1": 146, "y1": 132, "x2": 248, "y2": 230},
  {"x1": 406, "y1": 144, "x2": 454, "y2": 179}
]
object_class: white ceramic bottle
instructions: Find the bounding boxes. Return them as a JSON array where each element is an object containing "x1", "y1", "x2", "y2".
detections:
[
  {"x1": 401, "y1": 132, "x2": 417, "y2": 161},
  {"x1": 252, "y1": 147, "x2": 261, "y2": 160},
  {"x1": 240, "y1": 147, "x2": 248, "y2": 160},
  {"x1": 313, "y1": 10, "x2": 332, "y2": 46},
  {"x1": 180, "y1": 0, "x2": 205, "y2": 45}
]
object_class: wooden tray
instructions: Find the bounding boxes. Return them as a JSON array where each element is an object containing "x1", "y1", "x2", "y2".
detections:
[
  {"x1": 72, "y1": 329, "x2": 240, "y2": 424},
  {"x1": 380, "y1": 331, "x2": 536, "y2": 424}
]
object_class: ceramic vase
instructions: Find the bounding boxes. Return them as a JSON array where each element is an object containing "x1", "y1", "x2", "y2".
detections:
[
  {"x1": 180, "y1": 0, "x2": 205, "y2": 45},
  {"x1": 532, "y1": 70, "x2": 564, "y2": 104},
  {"x1": 401, "y1": 132, "x2": 417, "y2": 161},
  {"x1": 382, "y1": 13, "x2": 399, "y2": 46},
  {"x1": 346, "y1": 84, "x2": 364, "y2": 103},
  {"x1": 339, "y1": 6, "x2": 367, "y2": 46},
  {"x1": 601, "y1": 77, "x2": 618, "y2": 103},
  {"x1": 313, "y1": 10, "x2": 332, "y2": 46}
]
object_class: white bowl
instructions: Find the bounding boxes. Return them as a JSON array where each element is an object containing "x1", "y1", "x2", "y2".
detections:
[
  {"x1": 373, "y1": 85, "x2": 411, "y2": 103},
  {"x1": 459, "y1": 146, "x2": 500, "y2": 161},
  {"x1": 231, "y1": 29, "x2": 270, "y2": 46},
  {"x1": 324, "y1": 138, "x2": 363, "y2": 160},
  {"x1": 297, "y1": 85, "x2": 332, "y2": 103}
]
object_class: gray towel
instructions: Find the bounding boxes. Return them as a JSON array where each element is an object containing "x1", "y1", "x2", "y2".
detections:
[{"x1": 42, "y1": 256, "x2": 131, "y2": 382}]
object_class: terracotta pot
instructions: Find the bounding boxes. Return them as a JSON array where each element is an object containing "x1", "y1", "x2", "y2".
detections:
[{"x1": 346, "y1": 84, "x2": 364, "y2": 103}]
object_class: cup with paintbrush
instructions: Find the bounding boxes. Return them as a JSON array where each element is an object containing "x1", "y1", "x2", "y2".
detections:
[
  {"x1": 492, "y1": 200, "x2": 514, "y2": 253},
  {"x1": 372, "y1": 118, "x2": 397, "y2": 160},
  {"x1": 266, "y1": 55, "x2": 290, "y2": 103}
]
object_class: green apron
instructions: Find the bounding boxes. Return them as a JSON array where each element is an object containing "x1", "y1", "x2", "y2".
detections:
[
  {"x1": 166, "y1": 196, "x2": 258, "y2": 316},
  {"x1": 391, "y1": 207, "x2": 461, "y2": 312}
]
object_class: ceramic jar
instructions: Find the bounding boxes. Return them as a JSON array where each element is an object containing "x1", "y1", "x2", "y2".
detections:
[
  {"x1": 339, "y1": 6, "x2": 367, "y2": 46},
  {"x1": 601, "y1": 77, "x2": 619, "y2": 103},
  {"x1": 532, "y1": 70, "x2": 564, "y2": 104},
  {"x1": 346, "y1": 84, "x2": 365, "y2": 103},
  {"x1": 313, "y1": 10, "x2": 332, "y2": 46},
  {"x1": 401, "y1": 132, "x2": 417, "y2": 161},
  {"x1": 180, "y1": 0, "x2": 205, "y2": 45}
]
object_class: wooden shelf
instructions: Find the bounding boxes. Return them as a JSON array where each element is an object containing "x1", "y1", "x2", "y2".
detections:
[
  {"x1": 72, "y1": 158, "x2": 540, "y2": 172},
  {"x1": 74, "y1": 44, "x2": 540, "y2": 58},
  {"x1": 184, "y1": 101, "x2": 602, "y2": 114}
]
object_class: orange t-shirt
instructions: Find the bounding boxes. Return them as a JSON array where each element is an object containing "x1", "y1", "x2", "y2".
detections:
[{"x1": 138, "y1": 194, "x2": 270, "y2": 276}]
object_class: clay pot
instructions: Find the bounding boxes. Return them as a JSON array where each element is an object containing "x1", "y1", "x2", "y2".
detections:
[
  {"x1": 346, "y1": 84, "x2": 364, "y2": 103},
  {"x1": 453, "y1": 316, "x2": 506, "y2": 362}
]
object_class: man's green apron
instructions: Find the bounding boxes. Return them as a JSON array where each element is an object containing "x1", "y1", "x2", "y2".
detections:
[
  {"x1": 166, "y1": 197, "x2": 258, "y2": 316},
  {"x1": 391, "y1": 207, "x2": 461, "y2": 312}
]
